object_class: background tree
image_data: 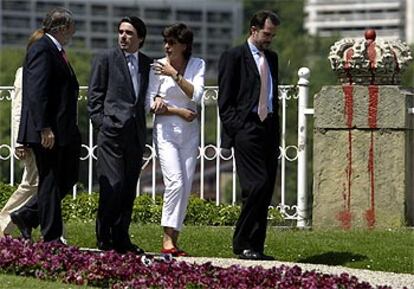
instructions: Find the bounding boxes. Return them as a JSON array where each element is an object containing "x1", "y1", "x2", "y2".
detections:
[
  {"x1": 0, "y1": 1, "x2": 412, "y2": 203},
  {"x1": 0, "y1": 47, "x2": 92, "y2": 183}
]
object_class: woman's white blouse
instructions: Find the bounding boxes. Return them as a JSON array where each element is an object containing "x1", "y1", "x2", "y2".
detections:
[{"x1": 145, "y1": 57, "x2": 205, "y2": 117}]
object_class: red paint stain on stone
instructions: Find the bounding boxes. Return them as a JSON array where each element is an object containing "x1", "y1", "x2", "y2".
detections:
[
  {"x1": 368, "y1": 85, "x2": 379, "y2": 128},
  {"x1": 344, "y1": 48, "x2": 354, "y2": 84},
  {"x1": 366, "y1": 132, "x2": 376, "y2": 229},
  {"x1": 366, "y1": 85, "x2": 379, "y2": 229},
  {"x1": 337, "y1": 210, "x2": 352, "y2": 230},
  {"x1": 367, "y1": 42, "x2": 377, "y2": 70},
  {"x1": 339, "y1": 84, "x2": 355, "y2": 229}
]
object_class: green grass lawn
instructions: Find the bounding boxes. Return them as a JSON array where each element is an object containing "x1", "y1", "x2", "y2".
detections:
[
  {"x1": 0, "y1": 274, "x2": 95, "y2": 289},
  {"x1": 1, "y1": 222, "x2": 413, "y2": 288},
  {"x1": 63, "y1": 222, "x2": 414, "y2": 274}
]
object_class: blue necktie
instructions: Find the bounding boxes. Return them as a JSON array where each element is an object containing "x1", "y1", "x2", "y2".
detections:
[{"x1": 127, "y1": 54, "x2": 139, "y2": 97}]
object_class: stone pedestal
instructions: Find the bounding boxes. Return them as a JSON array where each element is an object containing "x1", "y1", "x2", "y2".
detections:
[{"x1": 312, "y1": 85, "x2": 414, "y2": 229}]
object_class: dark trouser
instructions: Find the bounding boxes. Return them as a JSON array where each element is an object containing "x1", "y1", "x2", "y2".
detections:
[
  {"x1": 232, "y1": 113, "x2": 279, "y2": 254},
  {"x1": 18, "y1": 136, "x2": 81, "y2": 241},
  {"x1": 96, "y1": 125, "x2": 142, "y2": 249}
]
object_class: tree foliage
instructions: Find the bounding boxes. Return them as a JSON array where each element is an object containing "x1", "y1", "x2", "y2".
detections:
[
  {"x1": 0, "y1": 47, "x2": 92, "y2": 182},
  {"x1": 0, "y1": 0, "x2": 413, "y2": 197}
]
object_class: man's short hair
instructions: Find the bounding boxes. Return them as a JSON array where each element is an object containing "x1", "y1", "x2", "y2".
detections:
[
  {"x1": 118, "y1": 16, "x2": 147, "y2": 48},
  {"x1": 249, "y1": 10, "x2": 280, "y2": 33},
  {"x1": 42, "y1": 7, "x2": 73, "y2": 33}
]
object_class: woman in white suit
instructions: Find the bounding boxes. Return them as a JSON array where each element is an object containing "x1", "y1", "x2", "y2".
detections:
[{"x1": 146, "y1": 23, "x2": 205, "y2": 256}]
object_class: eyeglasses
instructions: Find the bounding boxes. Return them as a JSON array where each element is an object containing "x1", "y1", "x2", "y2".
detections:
[{"x1": 163, "y1": 38, "x2": 178, "y2": 46}]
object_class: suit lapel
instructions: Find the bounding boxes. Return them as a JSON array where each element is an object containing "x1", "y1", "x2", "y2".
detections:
[
  {"x1": 137, "y1": 53, "x2": 147, "y2": 102},
  {"x1": 264, "y1": 50, "x2": 276, "y2": 80},
  {"x1": 115, "y1": 47, "x2": 130, "y2": 81},
  {"x1": 263, "y1": 50, "x2": 278, "y2": 110},
  {"x1": 243, "y1": 42, "x2": 260, "y2": 78},
  {"x1": 44, "y1": 36, "x2": 72, "y2": 76},
  {"x1": 115, "y1": 48, "x2": 136, "y2": 101},
  {"x1": 43, "y1": 36, "x2": 78, "y2": 89}
]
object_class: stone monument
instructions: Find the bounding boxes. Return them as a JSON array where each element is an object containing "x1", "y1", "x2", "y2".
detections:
[{"x1": 312, "y1": 30, "x2": 414, "y2": 229}]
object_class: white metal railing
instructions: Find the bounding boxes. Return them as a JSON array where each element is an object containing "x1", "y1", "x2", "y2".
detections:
[{"x1": 0, "y1": 67, "x2": 312, "y2": 227}]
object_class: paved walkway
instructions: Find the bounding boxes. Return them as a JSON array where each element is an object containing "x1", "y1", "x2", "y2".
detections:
[{"x1": 176, "y1": 257, "x2": 414, "y2": 289}]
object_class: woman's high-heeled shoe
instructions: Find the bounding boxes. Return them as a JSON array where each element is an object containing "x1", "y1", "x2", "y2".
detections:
[{"x1": 161, "y1": 247, "x2": 189, "y2": 257}]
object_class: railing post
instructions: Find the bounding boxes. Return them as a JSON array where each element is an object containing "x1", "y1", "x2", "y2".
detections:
[
  {"x1": 297, "y1": 67, "x2": 311, "y2": 228},
  {"x1": 200, "y1": 92, "x2": 206, "y2": 200},
  {"x1": 216, "y1": 105, "x2": 221, "y2": 205},
  {"x1": 9, "y1": 89, "x2": 14, "y2": 186},
  {"x1": 279, "y1": 87, "x2": 288, "y2": 214},
  {"x1": 88, "y1": 120, "x2": 94, "y2": 195}
]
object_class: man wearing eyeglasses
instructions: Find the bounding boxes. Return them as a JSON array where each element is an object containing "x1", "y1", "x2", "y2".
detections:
[{"x1": 88, "y1": 16, "x2": 156, "y2": 254}]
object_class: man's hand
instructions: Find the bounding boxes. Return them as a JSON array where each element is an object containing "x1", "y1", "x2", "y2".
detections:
[
  {"x1": 14, "y1": 146, "x2": 29, "y2": 160},
  {"x1": 41, "y1": 128, "x2": 55, "y2": 149}
]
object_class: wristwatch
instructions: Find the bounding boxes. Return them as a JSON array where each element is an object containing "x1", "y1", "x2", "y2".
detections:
[{"x1": 173, "y1": 72, "x2": 183, "y2": 82}]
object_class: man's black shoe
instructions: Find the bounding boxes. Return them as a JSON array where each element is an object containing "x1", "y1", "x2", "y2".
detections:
[
  {"x1": 10, "y1": 211, "x2": 32, "y2": 241},
  {"x1": 116, "y1": 243, "x2": 145, "y2": 255},
  {"x1": 238, "y1": 249, "x2": 275, "y2": 260},
  {"x1": 97, "y1": 241, "x2": 114, "y2": 251},
  {"x1": 44, "y1": 238, "x2": 67, "y2": 245}
]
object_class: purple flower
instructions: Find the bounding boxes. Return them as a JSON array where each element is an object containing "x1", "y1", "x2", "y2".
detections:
[{"x1": 0, "y1": 237, "x2": 395, "y2": 289}]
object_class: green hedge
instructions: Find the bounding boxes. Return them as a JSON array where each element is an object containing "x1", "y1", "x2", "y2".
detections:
[
  {"x1": 0, "y1": 183, "x2": 15, "y2": 206},
  {"x1": 0, "y1": 183, "x2": 284, "y2": 226}
]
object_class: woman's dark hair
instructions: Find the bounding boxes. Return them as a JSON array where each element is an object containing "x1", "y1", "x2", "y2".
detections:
[
  {"x1": 162, "y1": 23, "x2": 193, "y2": 60},
  {"x1": 118, "y1": 16, "x2": 147, "y2": 48},
  {"x1": 249, "y1": 10, "x2": 280, "y2": 34}
]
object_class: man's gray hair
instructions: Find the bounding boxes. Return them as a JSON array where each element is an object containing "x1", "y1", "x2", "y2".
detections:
[{"x1": 42, "y1": 7, "x2": 73, "y2": 33}]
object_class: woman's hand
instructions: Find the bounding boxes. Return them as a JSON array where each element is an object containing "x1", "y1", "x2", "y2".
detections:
[
  {"x1": 154, "y1": 104, "x2": 196, "y2": 121},
  {"x1": 151, "y1": 96, "x2": 167, "y2": 114},
  {"x1": 176, "y1": 108, "x2": 197, "y2": 122},
  {"x1": 151, "y1": 60, "x2": 177, "y2": 78},
  {"x1": 151, "y1": 59, "x2": 194, "y2": 98}
]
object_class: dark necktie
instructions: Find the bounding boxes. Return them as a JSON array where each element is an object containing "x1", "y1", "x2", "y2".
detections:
[{"x1": 61, "y1": 49, "x2": 69, "y2": 64}]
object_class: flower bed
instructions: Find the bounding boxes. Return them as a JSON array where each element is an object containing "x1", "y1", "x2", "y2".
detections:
[{"x1": 0, "y1": 237, "x2": 401, "y2": 289}]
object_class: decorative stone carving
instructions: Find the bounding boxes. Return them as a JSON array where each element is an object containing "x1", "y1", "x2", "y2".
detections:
[{"x1": 329, "y1": 29, "x2": 413, "y2": 85}]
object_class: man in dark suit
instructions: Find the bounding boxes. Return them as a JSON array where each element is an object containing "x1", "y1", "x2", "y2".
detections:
[
  {"x1": 218, "y1": 10, "x2": 281, "y2": 260},
  {"x1": 12, "y1": 7, "x2": 81, "y2": 242},
  {"x1": 88, "y1": 16, "x2": 155, "y2": 254}
]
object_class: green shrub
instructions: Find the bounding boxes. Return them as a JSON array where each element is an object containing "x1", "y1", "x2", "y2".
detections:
[
  {"x1": 215, "y1": 205, "x2": 240, "y2": 226},
  {"x1": 185, "y1": 197, "x2": 215, "y2": 225},
  {"x1": 0, "y1": 183, "x2": 15, "y2": 206},
  {"x1": 61, "y1": 193, "x2": 98, "y2": 223},
  {"x1": 268, "y1": 206, "x2": 285, "y2": 226},
  {"x1": 132, "y1": 194, "x2": 163, "y2": 224},
  {"x1": 0, "y1": 183, "x2": 285, "y2": 226}
]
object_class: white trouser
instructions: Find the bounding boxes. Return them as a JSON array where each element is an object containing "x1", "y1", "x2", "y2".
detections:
[
  {"x1": 154, "y1": 118, "x2": 199, "y2": 231},
  {"x1": 0, "y1": 149, "x2": 38, "y2": 237}
]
